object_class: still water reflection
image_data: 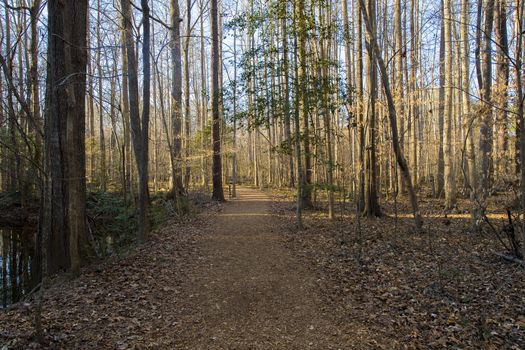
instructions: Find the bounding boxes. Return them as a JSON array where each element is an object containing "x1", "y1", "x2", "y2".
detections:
[{"x1": 0, "y1": 227, "x2": 36, "y2": 308}]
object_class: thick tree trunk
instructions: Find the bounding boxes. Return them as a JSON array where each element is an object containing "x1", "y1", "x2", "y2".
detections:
[{"x1": 45, "y1": 0, "x2": 89, "y2": 274}]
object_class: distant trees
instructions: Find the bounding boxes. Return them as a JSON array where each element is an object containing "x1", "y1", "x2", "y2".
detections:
[{"x1": 3, "y1": 0, "x2": 525, "y2": 280}]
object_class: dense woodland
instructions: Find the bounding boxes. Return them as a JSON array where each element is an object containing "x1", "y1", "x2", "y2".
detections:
[{"x1": 1, "y1": 0, "x2": 525, "y2": 347}]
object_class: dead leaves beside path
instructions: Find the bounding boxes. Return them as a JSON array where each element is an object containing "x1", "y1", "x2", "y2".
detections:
[
  {"x1": 0, "y1": 205, "x2": 219, "y2": 350},
  {"x1": 272, "y1": 193, "x2": 525, "y2": 349},
  {"x1": 2, "y1": 189, "x2": 525, "y2": 349}
]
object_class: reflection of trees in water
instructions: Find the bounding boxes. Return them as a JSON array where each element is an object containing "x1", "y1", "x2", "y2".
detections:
[{"x1": 1, "y1": 227, "x2": 36, "y2": 307}]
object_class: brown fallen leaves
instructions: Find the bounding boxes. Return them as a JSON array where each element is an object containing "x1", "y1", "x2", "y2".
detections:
[
  {"x1": 2, "y1": 189, "x2": 524, "y2": 349},
  {"x1": 0, "y1": 205, "x2": 219, "y2": 349},
  {"x1": 271, "y1": 190, "x2": 525, "y2": 349}
]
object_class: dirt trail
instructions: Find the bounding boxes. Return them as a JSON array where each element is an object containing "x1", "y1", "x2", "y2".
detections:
[
  {"x1": 0, "y1": 187, "x2": 354, "y2": 349},
  {"x1": 176, "y1": 187, "x2": 349, "y2": 349}
]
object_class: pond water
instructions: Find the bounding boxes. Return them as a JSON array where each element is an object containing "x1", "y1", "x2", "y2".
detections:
[{"x1": 0, "y1": 226, "x2": 37, "y2": 308}]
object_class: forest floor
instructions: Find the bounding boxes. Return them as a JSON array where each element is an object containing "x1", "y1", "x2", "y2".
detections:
[
  {"x1": 270, "y1": 187, "x2": 525, "y2": 349},
  {"x1": 1, "y1": 187, "x2": 350, "y2": 349},
  {"x1": 1, "y1": 187, "x2": 525, "y2": 349}
]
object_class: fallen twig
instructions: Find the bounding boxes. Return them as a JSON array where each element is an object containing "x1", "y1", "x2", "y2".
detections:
[{"x1": 494, "y1": 252, "x2": 525, "y2": 266}]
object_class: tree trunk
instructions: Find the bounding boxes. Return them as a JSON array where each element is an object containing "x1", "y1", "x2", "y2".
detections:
[
  {"x1": 282, "y1": 2, "x2": 294, "y2": 188},
  {"x1": 437, "y1": 6, "x2": 445, "y2": 197},
  {"x1": 120, "y1": 0, "x2": 150, "y2": 241},
  {"x1": 170, "y1": 0, "x2": 186, "y2": 208},
  {"x1": 294, "y1": 0, "x2": 304, "y2": 228},
  {"x1": 394, "y1": 0, "x2": 404, "y2": 194},
  {"x1": 184, "y1": 0, "x2": 192, "y2": 190},
  {"x1": 461, "y1": 0, "x2": 479, "y2": 227},
  {"x1": 444, "y1": 0, "x2": 456, "y2": 209},
  {"x1": 211, "y1": 0, "x2": 225, "y2": 201},
  {"x1": 45, "y1": 0, "x2": 89, "y2": 274},
  {"x1": 362, "y1": 0, "x2": 381, "y2": 217},
  {"x1": 494, "y1": 0, "x2": 509, "y2": 177},
  {"x1": 479, "y1": 0, "x2": 495, "y2": 213},
  {"x1": 120, "y1": 22, "x2": 131, "y2": 204}
]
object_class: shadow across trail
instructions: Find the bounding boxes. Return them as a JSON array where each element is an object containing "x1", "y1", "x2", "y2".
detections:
[{"x1": 176, "y1": 187, "x2": 349, "y2": 349}]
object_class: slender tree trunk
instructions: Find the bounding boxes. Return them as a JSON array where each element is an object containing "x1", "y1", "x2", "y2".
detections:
[
  {"x1": 294, "y1": 0, "x2": 304, "y2": 228},
  {"x1": 119, "y1": 23, "x2": 131, "y2": 203},
  {"x1": 437, "y1": 6, "x2": 445, "y2": 197},
  {"x1": 362, "y1": 0, "x2": 381, "y2": 217},
  {"x1": 461, "y1": 0, "x2": 478, "y2": 227},
  {"x1": 184, "y1": 0, "x2": 192, "y2": 190},
  {"x1": 141, "y1": 0, "x2": 151, "y2": 217},
  {"x1": 120, "y1": 0, "x2": 149, "y2": 241},
  {"x1": 444, "y1": 0, "x2": 456, "y2": 209},
  {"x1": 29, "y1": 0, "x2": 42, "y2": 183},
  {"x1": 211, "y1": 0, "x2": 224, "y2": 201},
  {"x1": 232, "y1": 3, "x2": 239, "y2": 198},
  {"x1": 516, "y1": 1, "x2": 523, "y2": 170},
  {"x1": 296, "y1": 0, "x2": 310, "y2": 210},
  {"x1": 475, "y1": 0, "x2": 483, "y2": 92},
  {"x1": 97, "y1": 0, "x2": 106, "y2": 191},
  {"x1": 356, "y1": 0, "x2": 365, "y2": 210},
  {"x1": 282, "y1": 2, "x2": 294, "y2": 188},
  {"x1": 409, "y1": 0, "x2": 419, "y2": 187},
  {"x1": 394, "y1": 0, "x2": 404, "y2": 193},
  {"x1": 170, "y1": 0, "x2": 186, "y2": 207},
  {"x1": 479, "y1": 0, "x2": 495, "y2": 213},
  {"x1": 494, "y1": 0, "x2": 509, "y2": 177},
  {"x1": 199, "y1": 0, "x2": 207, "y2": 188},
  {"x1": 320, "y1": 0, "x2": 334, "y2": 219},
  {"x1": 514, "y1": 0, "x2": 525, "y2": 259}
]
